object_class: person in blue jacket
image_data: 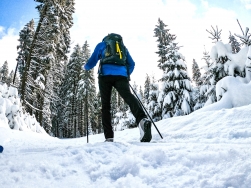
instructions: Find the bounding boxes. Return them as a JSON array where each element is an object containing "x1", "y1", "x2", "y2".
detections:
[{"x1": 83, "y1": 33, "x2": 152, "y2": 142}]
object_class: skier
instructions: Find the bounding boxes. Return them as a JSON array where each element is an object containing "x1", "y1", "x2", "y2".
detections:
[{"x1": 82, "y1": 33, "x2": 152, "y2": 142}]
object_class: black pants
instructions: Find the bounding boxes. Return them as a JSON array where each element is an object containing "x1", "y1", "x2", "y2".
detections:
[{"x1": 98, "y1": 76, "x2": 147, "y2": 139}]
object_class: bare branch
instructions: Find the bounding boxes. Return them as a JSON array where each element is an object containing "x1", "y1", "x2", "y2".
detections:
[{"x1": 206, "y1": 25, "x2": 222, "y2": 42}]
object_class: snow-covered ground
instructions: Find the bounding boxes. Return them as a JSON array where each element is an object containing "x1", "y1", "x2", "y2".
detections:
[
  {"x1": 1, "y1": 101, "x2": 251, "y2": 188},
  {"x1": 1, "y1": 54, "x2": 251, "y2": 188}
]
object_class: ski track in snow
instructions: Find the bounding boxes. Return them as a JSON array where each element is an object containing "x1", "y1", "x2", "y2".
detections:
[{"x1": 1, "y1": 105, "x2": 251, "y2": 188}]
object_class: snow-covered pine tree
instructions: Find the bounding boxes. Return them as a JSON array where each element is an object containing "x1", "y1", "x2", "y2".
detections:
[
  {"x1": 229, "y1": 31, "x2": 241, "y2": 54},
  {"x1": 16, "y1": 19, "x2": 35, "y2": 86},
  {"x1": 196, "y1": 47, "x2": 215, "y2": 108},
  {"x1": 77, "y1": 41, "x2": 97, "y2": 137},
  {"x1": 94, "y1": 92, "x2": 102, "y2": 134},
  {"x1": 202, "y1": 25, "x2": 245, "y2": 107},
  {"x1": 132, "y1": 81, "x2": 138, "y2": 95},
  {"x1": 191, "y1": 59, "x2": 201, "y2": 110},
  {"x1": 143, "y1": 73, "x2": 151, "y2": 107},
  {"x1": 0, "y1": 61, "x2": 9, "y2": 84},
  {"x1": 6, "y1": 70, "x2": 14, "y2": 87},
  {"x1": 19, "y1": 2, "x2": 50, "y2": 117},
  {"x1": 199, "y1": 26, "x2": 229, "y2": 107},
  {"x1": 59, "y1": 44, "x2": 83, "y2": 138},
  {"x1": 234, "y1": 19, "x2": 251, "y2": 47},
  {"x1": 191, "y1": 59, "x2": 203, "y2": 110},
  {"x1": 89, "y1": 93, "x2": 102, "y2": 135},
  {"x1": 147, "y1": 76, "x2": 161, "y2": 121},
  {"x1": 154, "y1": 18, "x2": 170, "y2": 66},
  {"x1": 192, "y1": 59, "x2": 202, "y2": 87},
  {"x1": 19, "y1": 0, "x2": 75, "y2": 133},
  {"x1": 139, "y1": 85, "x2": 144, "y2": 104},
  {"x1": 206, "y1": 26, "x2": 228, "y2": 82},
  {"x1": 154, "y1": 18, "x2": 192, "y2": 118},
  {"x1": 41, "y1": 0, "x2": 75, "y2": 133}
]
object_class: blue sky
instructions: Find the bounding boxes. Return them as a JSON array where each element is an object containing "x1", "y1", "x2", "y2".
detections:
[
  {"x1": 0, "y1": 0, "x2": 38, "y2": 31},
  {"x1": 0, "y1": 0, "x2": 251, "y2": 87}
]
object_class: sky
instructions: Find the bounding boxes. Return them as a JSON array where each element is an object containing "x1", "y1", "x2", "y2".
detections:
[
  {"x1": 1, "y1": 10, "x2": 251, "y2": 186},
  {"x1": 1, "y1": 73, "x2": 251, "y2": 187},
  {"x1": 0, "y1": 0, "x2": 251, "y2": 87}
]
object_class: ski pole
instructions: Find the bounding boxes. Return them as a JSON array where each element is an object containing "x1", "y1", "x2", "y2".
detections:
[{"x1": 129, "y1": 83, "x2": 163, "y2": 139}]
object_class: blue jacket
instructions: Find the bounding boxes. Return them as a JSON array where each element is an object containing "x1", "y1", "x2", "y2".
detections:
[{"x1": 84, "y1": 42, "x2": 135, "y2": 77}]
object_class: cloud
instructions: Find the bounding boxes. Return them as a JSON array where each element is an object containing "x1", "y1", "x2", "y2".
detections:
[
  {"x1": 201, "y1": 0, "x2": 209, "y2": 8},
  {"x1": 0, "y1": 0, "x2": 250, "y2": 89},
  {"x1": 0, "y1": 27, "x2": 19, "y2": 72},
  {"x1": 245, "y1": 3, "x2": 251, "y2": 9},
  {"x1": 71, "y1": 0, "x2": 198, "y2": 86},
  {"x1": 70, "y1": 0, "x2": 248, "y2": 88},
  {"x1": 0, "y1": 26, "x2": 4, "y2": 35},
  {"x1": 240, "y1": 0, "x2": 251, "y2": 9}
]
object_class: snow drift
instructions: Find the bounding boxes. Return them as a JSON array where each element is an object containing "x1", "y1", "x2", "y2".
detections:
[{"x1": 0, "y1": 83, "x2": 46, "y2": 134}]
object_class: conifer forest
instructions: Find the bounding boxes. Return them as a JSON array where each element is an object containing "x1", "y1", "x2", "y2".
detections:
[{"x1": 1, "y1": 1, "x2": 250, "y2": 138}]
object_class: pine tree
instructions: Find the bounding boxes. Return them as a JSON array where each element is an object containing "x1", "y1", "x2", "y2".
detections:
[
  {"x1": 59, "y1": 44, "x2": 83, "y2": 138},
  {"x1": 143, "y1": 73, "x2": 151, "y2": 106},
  {"x1": 39, "y1": 0, "x2": 75, "y2": 132},
  {"x1": 0, "y1": 61, "x2": 9, "y2": 83},
  {"x1": 19, "y1": 0, "x2": 75, "y2": 133},
  {"x1": 197, "y1": 48, "x2": 216, "y2": 108},
  {"x1": 139, "y1": 86, "x2": 144, "y2": 104},
  {"x1": 192, "y1": 59, "x2": 202, "y2": 87},
  {"x1": 192, "y1": 59, "x2": 203, "y2": 110},
  {"x1": 132, "y1": 81, "x2": 138, "y2": 94},
  {"x1": 16, "y1": 19, "x2": 35, "y2": 86},
  {"x1": 201, "y1": 26, "x2": 229, "y2": 107},
  {"x1": 6, "y1": 70, "x2": 14, "y2": 87},
  {"x1": 91, "y1": 93, "x2": 102, "y2": 134},
  {"x1": 234, "y1": 19, "x2": 251, "y2": 47},
  {"x1": 77, "y1": 41, "x2": 97, "y2": 137},
  {"x1": 206, "y1": 26, "x2": 229, "y2": 82},
  {"x1": 147, "y1": 76, "x2": 161, "y2": 121},
  {"x1": 154, "y1": 18, "x2": 171, "y2": 66},
  {"x1": 229, "y1": 32, "x2": 241, "y2": 54},
  {"x1": 154, "y1": 18, "x2": 192, "y2": 118},
  {"x1": 94, "y1": 92, "x2": 103, "y2": 134}
]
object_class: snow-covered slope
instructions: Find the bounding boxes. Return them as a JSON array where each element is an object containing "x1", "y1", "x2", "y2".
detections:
[{"x1": 1, "y1": 103, "x2": 251, "y2": 188}]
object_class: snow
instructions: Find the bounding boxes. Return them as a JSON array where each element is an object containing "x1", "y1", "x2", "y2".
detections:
[
  {"x1": 34, "y1": 73, "x2": 45, "y2": 90},
  {"x1": 181, "y1": 99, "x2": 191, "y2": 115},
  {"x1": 225, "y1": 47, "x2": 249, "y2": 76},
  {"x1": 210, "y1": 41, "x2": 231, "y2": 61},
  {"x1": 201, "y1": 75, "x2": 251, "y2": 112},
  {"x1": 1, "y1": 78, "x2": 251, "y2": 187},
  {"x1": 210, "y1": 41, "x2": 250, "y2": 78},
  {"x1": 244, "y1": 46, "x2": 251, "y2": 82},
  {"x1": 0, "y1": 83, "x2": 46, "y2": 133}
]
